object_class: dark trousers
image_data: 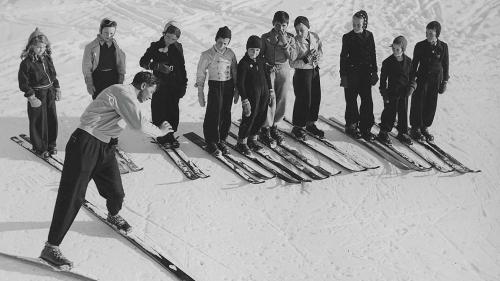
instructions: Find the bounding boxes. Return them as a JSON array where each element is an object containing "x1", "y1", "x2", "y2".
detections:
[
  {"x1": 344, "y1": 73, "x2": 374, "y2": 132},
  {"x1": 238, "y1": 89, "x2": 270, "y2": 139},
  {"x1": 292, "y1": 68, "x2": 321, "y2": 127},
  {"x1": 27, "y1": 87, "x2": 58, "y2": 152},
  {"x1": 47, "y1": 129, "x2": 124, "y2": 246},
  {"x1": 410, "y1": 76, "x2": 440, "y2": 129},
  {"x1": 380, "y1": 92, "x2": 409, "y2": 134},
  {"x1": 92, "y1": 69, "x2": 119, "y2": 99},
  {"x1": 151, "y1": 82, "x2": 181, "y2": 131},
  {"x1": 203, "y1": 80, "x2": 234, "y2": 143}
]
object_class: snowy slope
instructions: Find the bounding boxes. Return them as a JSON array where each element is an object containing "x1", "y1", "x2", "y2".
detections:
[{"x1": 0, "y1": 0, "x2": 499, "y2": 280}]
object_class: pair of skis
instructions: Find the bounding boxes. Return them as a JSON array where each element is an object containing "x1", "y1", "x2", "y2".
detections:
[
  {"x1": 10, "y1": 134, "x2": 196, "y2": 281},
  {"x1": 152, "y1": 138, "x2": 209, "y2": 180}
]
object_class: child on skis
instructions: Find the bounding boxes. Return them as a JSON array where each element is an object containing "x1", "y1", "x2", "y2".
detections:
[
  {"x1": 377, "y1": 36, "x2": 415, "y2": 145},
  {"x1": 289, "y1": 16, "x2": 324, "y2": 140},
  {"x1": 409, "y1": 21, "x2": 449, "y2": 142},
  {"x1": 18, "y1": 28, "x2": 61, "y2": 158},
  {"x1": 140, "y1": 21, "x2": 188, "y2": 148},
  {"x1": 235, "y1": 36, "x2": 273, "y2": 155},
  {"x1": 339, "y1": 10, "x2": 378, "y2": 141},
  {"x1": 195, "y1": 26, "x2": 238, "y2": 155}
]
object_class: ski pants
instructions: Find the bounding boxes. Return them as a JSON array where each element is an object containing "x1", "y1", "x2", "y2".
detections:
[
  {"x1": 292, "y1": 68, "x2": 321, "y2": 127},
  {"x1": 47, "y1": 129, "x2": 124, "y2": 246},
  {"x1": 203, "y1": 79, "x2": 234, "y2": 144},
  {"x1": 27, "y1": 87, "x2": 58, "y2": 153},
  {"x1": 410, "y1": 74, "x2": 441, "y2": 129},
  {"x1": 151, "y1": 81, "x2": 181, "y2": 131},
  {"x1": 264, "y1": 63, "x2": 291, "y2": 127},
  {"x1": 380, "y1": 89, "x2": 409, "y2": 134},
  {"x1": 238, "y1": 88, "x2": 270, "y2": 140},
  {"x1": 344, "y1": 72, "x2": 374, "y2": 132}
]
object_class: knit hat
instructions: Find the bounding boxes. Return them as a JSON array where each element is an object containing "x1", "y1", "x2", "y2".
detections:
[
  {"x1": 246, "y1": 35, "x2": 262, "y2": 49},
  {"x1": 28, "y1": 27, "x2": 45, "y2": 43},
  {"x1": 294, "y1": 16, "x2": 310, "y2": 29},
  {"x1": 353, "y1": 10, "x2": 368, "y2": 30},
  {"x1": 163, "y1": 20, "x2": 180, "y2": 33},
  {"x1": 392, "y1": 35, "x2": 407, "y2": 52},
  {"x1": 215, "y1": 26, "x2": 232, "y2": 41},
  {"x1": 426, "y1": 21, "x2": 441, "y2": 38}
]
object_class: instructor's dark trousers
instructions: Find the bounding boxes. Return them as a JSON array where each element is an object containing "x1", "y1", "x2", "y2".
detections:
[
  {"x1": 47, "y1": 129, "x2": 124, "y2": 246},
  {"x1": 292, "y1": 68, "x2": 321, "y2": 127},
  {"x1": 203, "y1": 79, "x2": 234, "y2": 144},
  {"x1": 28, "y1": 87, "x2": 58, "y2": 153}
]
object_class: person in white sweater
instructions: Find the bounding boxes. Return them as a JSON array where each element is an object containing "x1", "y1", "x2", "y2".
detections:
[{"x1": 40, "y1": 71, "x2": 172, "y2": 270}]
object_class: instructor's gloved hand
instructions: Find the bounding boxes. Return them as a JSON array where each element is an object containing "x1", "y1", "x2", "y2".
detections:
[
  {"x1": 27, "y1": 95, "x2": 41, "y2": 108},
  {"x1": 269, "y1": 89, "x2": 276, "y2": 108},
  {"x1": 197, "y1": 88, "x2": 205, "y2": 107},
  {"x1": 438, "y1": 81, "x2": 447, "y2": 94},
  {"x1": 233, "y1": 88, "x2": 240, "y2": 104},
  {"x1": 242, "y1": 99, "x2": 251, "y2": 117},
  {"x1": 370, "y1": 73, "x2": 379, "y2": 86},
  {"x1": 55, "y1": 88, "x2": 62, "y2": 101},
  {"x1": 340, "y1": 76, "x2": 348, "y2": 88}
]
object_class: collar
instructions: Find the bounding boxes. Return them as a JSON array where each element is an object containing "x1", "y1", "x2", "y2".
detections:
[
  {"x1": 97, "y1": 34, "x2": 113, "y2": 47},
  {"x1": 213, "y1": 45, "x2": 227, "y2": 55}
]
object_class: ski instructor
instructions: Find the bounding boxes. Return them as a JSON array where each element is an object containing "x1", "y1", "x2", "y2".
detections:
[{"x1": 40, "y1": 71, "x2": 173, "y2": 269}]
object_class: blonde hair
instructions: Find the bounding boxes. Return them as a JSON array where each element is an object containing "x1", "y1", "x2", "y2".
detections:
[{"x1": 21, "y1": 29, "x2": 52, "y2": 60}]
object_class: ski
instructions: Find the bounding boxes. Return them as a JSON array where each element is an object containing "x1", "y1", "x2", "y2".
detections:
[
  {"x1": 0, "y1": 251, "x2": 98, "y2": 281},
  {"x1": 318, "y1": 116, "x2": 412, "y2": 170},
  {"x1": 184, "y1": 132, "x2": 265, "y2": 184},
  {"x1": 19, "y1": 134, "x2": 64, "y2": 165},
  {"x1": 11, "y1": 137, "x2": 196, "y2": 281},
  {"x1": 114, "y1": 146, "x2": 143, "y2": 172},
  {"x1": 223, "y1": 152, "x2": 275, "y2": 180},
  {"x1": 425, "y1": 141, "x2": 480, "y2": 173},
  {"x1": 277, "y1": 140, "x2": 339, "y2": 177},
  {"x1": 173, "y1": 148, "x2": 210, "y2": 178},
  {"x1": 153, "y1": 139, "x2": 200, "y2": 180},
  {"x1": 11, "y1": 135, "x2": 64, "y2": 171},
  {"x1": 282, "y1": 118, "x2": 379, "y2": 171},
  {"x1": 228, "y1": 131, "x2": 310, "y2": 183},
  {"x1": 375, "y1": 125, "x2": 454, "y2": 173}
]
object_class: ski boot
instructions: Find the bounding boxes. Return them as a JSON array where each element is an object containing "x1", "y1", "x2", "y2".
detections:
[
  {"x1": 40, "y1": 243, "x2": 73, "y2": 270},
  {"x1": 107, "y1": 213, "x2": 132, "y2": 233},
  {"x1": 48, "y1": 147, "x2": 57, "y2": 156},
  {"x1": 306, "y1": 123, "x2": 325, "y2": 138},
  {"x1": 410, "y1": 127, "x2": 425, "y2": 142},
  {"x1": 291, "y1": 126, "x2": 307, "y2": 141},
  {"x1": 217, "y1": 140, "x2": 230, "y2": 155},
  {"x1": 396, "y1": 132, "x2": 413, "y2": 145},
  {"x1": 376, "y1": 129, "x2": 391, "y2": 145},
  {"x1": 421, "y1": 127, "x2": 434, "y2": 142},
  {"x1": 269, "y1": 126, "x2": 284, "y2": 145},
  {"x1": 34, "y1": 148, "x2": 50, "y2": 159},
  {"x1": 345, "y1": 123, "x2": 362, "y2": 139},
  {"x1": 206, "y1": 142, "x2": 221, "y2": 155},
  {"x1": 361, "y1": 130, "x2": 376, "y2": 142},
  {"x1": 259, "y1": 127, "x2": 277, "y2": 148},
  {"x1": 235, "y1": 142, "x2": 252, "y2": 156},
  {"x1": 164, "y1": 132, "x2": 180, "y2": 148},
  {"x1": 247, "y1": 138, "x2": 263, "y2": 151}
]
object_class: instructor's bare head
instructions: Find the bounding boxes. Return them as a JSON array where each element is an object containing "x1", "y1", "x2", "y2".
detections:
[{"x1": 132, "y1": 72, "x2": 158, "y2": 102}]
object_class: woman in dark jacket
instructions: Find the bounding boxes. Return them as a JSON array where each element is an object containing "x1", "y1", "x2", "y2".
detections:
[
  {"x1": 18, "y1": 28, "x2": 61, "y2": 157},
  {"x1": 140, "y1": 21, "x2": 187, "y2": 147}
]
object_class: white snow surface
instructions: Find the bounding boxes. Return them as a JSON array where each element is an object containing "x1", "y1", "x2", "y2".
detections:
[{"x1": 0, "y1": 0, "x2": 499, "y2": 280}]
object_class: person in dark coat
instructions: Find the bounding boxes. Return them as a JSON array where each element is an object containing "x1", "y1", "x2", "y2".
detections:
[
  {"x1": 377, "y1": 36, "x2": 415, "y2": 145},
  {"x1": 140, "y1": 21, "x2": 188, "y2": 148},
  {"x1": 339, "y1": 10, "x2": 378, "y2": 141},
  {"x1": 18, "y1": 28, "x2": 61, "y2": 157},
  {"x1": 235, "y1": 36, "x2": 273, "y2": 155},
  {"x1": 409, "y1": 21, "x2": 449, "y2": 142}
]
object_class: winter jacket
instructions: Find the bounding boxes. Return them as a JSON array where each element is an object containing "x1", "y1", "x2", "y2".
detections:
[
  {"x1": 339, "y1": 30, "x2": 378, "y2": 76},
  {"x1": 82, "y1": 35, "x2": 126, "y2": 89},
  {"x1": 195, "y1": 45, "x2": 237, "y2": 91},
  {"x1": 260, "y1": 28, "x2": 295, "y2": 65},
  {"x1": 139, "y1": 38, "x2": 188, "y2": 97},
  {"x1": 410, "y1": 39, "x2": 449, "y2": 82},
  {"x1": 289, "y1": 31, "x2": 323, "y2": 69},
  {"x1": 379, "y1": 54, "x2": 412, "y2": 95},
  {"x1": 237, "y1": 54, "x2": 273, "y2": 100},
  {"x1": 78, "y1": 84, "x2": 163, "y2": 143},
  {"x1": 19, "y1": 55, "x2": 60, "y2": 97}
]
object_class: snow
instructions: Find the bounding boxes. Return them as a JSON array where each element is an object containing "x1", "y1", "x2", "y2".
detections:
[{"x1": 0, "y1": 0, "x2": 499, "y2": 280}]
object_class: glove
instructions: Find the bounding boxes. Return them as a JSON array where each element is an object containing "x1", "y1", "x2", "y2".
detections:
[
  {"x1": 370, "y1": 73, "x2": 379, "y2": 86},
  {"x1": 380, "y1": 88, "x2": 389, "y2": 103},
  {"x1": 242, "y1": 99, "x2": 251, "y2": 117},
  {"x1": 269, "y1": 89, "x2": 276, "y2": 108},
  {"x1": 55, "y1": 88, "x2": 61, "y2": 101},
  {"x1": 159, "y1": 121, "x2": 173, "y2": 135},
  {"x1": 152, "y1": 62, "x2": 173, "y2": 74},
  {"x1": 438, "y1": 81, "x2": 447, "y2": 94},
  {"x1": 233, "y1": 88, "x2": 239, "y2": 104},
  {"x1": 86, "y1": 84, "x2": 95, "y2": 96},
  {"x1": 340, "y1": 76, "x2": 348, "y2": 88},
  {"x1": 27, "y1": 95, "x2": 42, "y2": 108},
  {"x1": 197, "y1": 88, "x2": 205, "y2": 107}
]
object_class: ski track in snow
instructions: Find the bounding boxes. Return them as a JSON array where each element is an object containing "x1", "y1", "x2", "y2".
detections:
[{"x1": 0, "y1": 0, "x2": 499, "y2": 280}]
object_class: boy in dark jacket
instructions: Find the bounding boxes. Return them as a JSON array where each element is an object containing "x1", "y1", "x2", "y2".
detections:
[
  {"x1": 409, "y1": 21, "x2": 449, "y2": 142},
  {"x1": 18, "y1": 28, "x2": 61, "y2": 157},
  {"x1": 339, "y1": 10, "x2": 378, "y2": 141},
  {"x1": 235, "y1": 36, "x2": 273, "y2": 155},
  {"x1": 377, "y1": 36, "x2": 415, "y2": 145},
  {"x1": 140, "y1": 21, "x2": 188, "y2": 148}
]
